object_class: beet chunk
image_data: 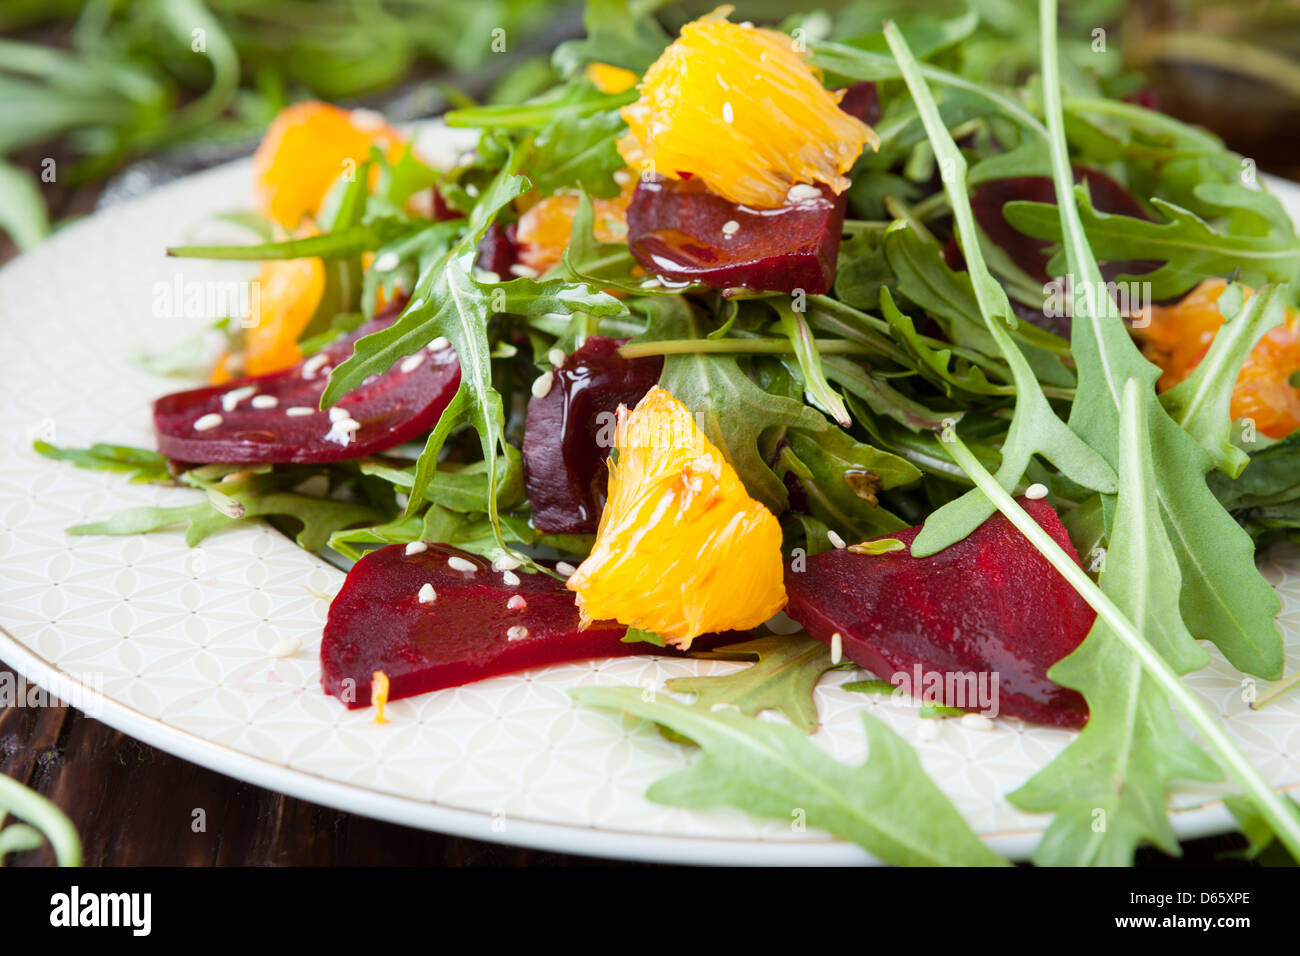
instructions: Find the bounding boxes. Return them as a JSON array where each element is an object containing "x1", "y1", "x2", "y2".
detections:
[
  {"x1": 784, "y1": 498, "x2": 1094, "y2": 728},
  {"x1": 627, "y1": 176, "x2": 848, "y2": 294},
  {"x1": 475, "y1": 221, "x2": 518, "y2": 277},
  {"x1": 523, "y1": 336, "x2": 663, "y2": 534},
  {"x1": 153, "y1": 299, "x2": 461, "y2": 464},
  {"x1": 321, "y1": 543, "x2": 707, "y2": 707}
]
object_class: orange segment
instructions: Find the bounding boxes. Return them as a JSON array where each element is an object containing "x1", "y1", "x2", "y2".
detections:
[
  {"x1": 254, "y1": 101, "x2": 404, "y2": 229},
  {"x1": 567, "y1": 386, "x2": 786, "y2": 647},
  {"x1": 587, "y1": 62, "x2": 639, "y2": 94},
  {"x1": 515, "y1": 176, "x2": 634, "y2": 275},
  {"x1": 618, "y1": 6, "x2": 876, "y2": 209},
  {"x1": 243, "y1": 235, "x2": 327, "y2": 376},
  {"x1": 1135, "y1": 278, "x2": 1300, "y2": 438}
]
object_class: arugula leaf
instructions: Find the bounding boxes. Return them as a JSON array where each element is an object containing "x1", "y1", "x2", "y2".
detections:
[
  {"x1": 1004, "y1": 191, "x2": 1300, "y2": 300},
  {"x1": 637, "y1": 296, "x2": 829, "y2": 513},
  {"x1": 571, "y1": 685, "x2": 1007, "y2": 866},
  {"x1": 1160, "y1": 283, "x2": 1285, "y2": 477},
  {"x1": 882, "y1": 25, "x2": 1116, "y2": 557},
  {"x1": 666, "y1": 635, "x2": 835, "y2": 733},
  {"x1": 526, "y1": 106, "x2": 627, "y2": 200},
  {"x1": 769, "y1": 299, "x2": 851, "y2": 426},
  {"x1": 34, "y1": 441, "x2": 170, "y2": 484},
  {"x1": 551, "y1": 0, "x2": 671, "y2": 76},
  {"x1": 1033, "y1": 1, "x2": 1284, "y2": 679},
  {"x1": 1010, "y1": 380, "x2": 1220, "y2": 864}
]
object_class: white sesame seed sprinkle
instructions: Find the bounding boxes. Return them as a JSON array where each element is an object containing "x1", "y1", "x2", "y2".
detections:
[
  {"x1": 373, "y1": 251, "x2": 400, "y2": 271},
  {"x1": 350, "y1": 108, "x2": 386, "y2": 131},
  {"x1": 916, "y1": 720, "x2": 941, "y2": 741},
  {"x1": 1025, "y1": 482, "x2": 1049, "y2": 500},
  {"x1": 286, "y1": 406, "x2": 316, "y2": 417},
  {"x1": 427, "y1": 336, "x2": 450, "y2": 352},
  {"x1": 194, "y1": 412, "x2": 223, "y2": 431},
  {"x1": 269, "y1": 636, "x2": 301, "y2": 658},
  {"x1": 787, "y1": 183, "x2": 822, "y2": 203},
  {"x1": 830, "y1": 631, "x2": 843, "y2": 665},
  {"x1": 301, "y1": 353, "x2": 330, "y2": 379},
  {"x1": 827, "y1": 530, "x2": 847, "y2": 549},
  {"x1": 531, "y1": 370, "x2": 554, "y2": 399},
  {"x1": 639, "y1": 277, "x2": 663, "y2": 290},
  {"x1": 548, "y1": 348, "x2": 566, "y2": 368},
  {"x1": 960, "y1": 713, "x2": 994, "y2": 731},
  {"x1": 400, "y1": 353, "x2": 425, "y2": 374},
  {"x1": 507, "y1": 595, "x2": 527, "y2": 611},
  {"x1": 405, "y1": 541, "x2": 428, "y2": 556},
  {"x1": 492, "y1": 555, "x2": 522, "y2": 571},
  {"x1": 506, "y1": 625, "x2": 529, "y2": 641},
  {"x1": 328, "y1": 406, "x2": 353, "y2": 422},
  {"x1": 418, "y1": 583, "x2": 437, "y2": 604},
  {"x1": 448, "y1": 556, "x2": 476, "y2": 573},
  {"x1": 509, "y1": 263, "x2": 539, "y2": 278},
  {"x1": 251, "y1": 394, "x2": 278, "y2": 409},
  {"x1": 722, "y1": 101, "x2": 734, "y2": 124},
  {"x1": 502, "y1": 570, "x2": 520, "y2": 587},
  {"x1": 555, "y1": 561, "x2": 577, "y2": 577},
  {"x1": 721, "y1": 219, "x2": 740, "y2": 237},
  {"x1": 221, "y1": 385, "x2": 256, "y2": 412}
]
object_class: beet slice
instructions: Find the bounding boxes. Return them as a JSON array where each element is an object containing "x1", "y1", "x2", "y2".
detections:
[
  {"x1": 626, "y1": 176, "x2": 848, "y2": 295},
  {"x1": 153, "y1": 301, "x2": 460, "y2": 464},
  {"x1": 321, "y1": 543, "x2": 702, "y2": 707},
  {"x1": 784, "y1": 498, "x2": 1094, "y2": 728},
  {"x1": 475, "y1": 221, "x2": 518, "y2": 277},
  {"x1": 522, "y1": 336, "x2": 663, "y2": 534}
]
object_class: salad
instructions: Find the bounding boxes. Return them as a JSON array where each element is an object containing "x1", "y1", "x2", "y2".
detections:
[{"x1": 36, "y1": 0, "x2": 1300, "y2": 866}]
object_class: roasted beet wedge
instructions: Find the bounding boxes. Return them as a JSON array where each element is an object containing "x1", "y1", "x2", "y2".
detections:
[
  {"x1": 626, "y1": 175, "x2": 848, "y2": 294},
  {"x1": 153, "y1": 302, "x2": 460, "y2": 464},
  {"x1": 785, "y1": 499, "x2": 1094, "y2": 728},
  {"x1": 523, "y1": 336, "x2": 663, "y2": 534},
  {"x1": 475, "y1": 221, "x2": 518, "y2": 277},
  {"x1": 321, "y1": 543, "x2": 696, "y2": 707}
]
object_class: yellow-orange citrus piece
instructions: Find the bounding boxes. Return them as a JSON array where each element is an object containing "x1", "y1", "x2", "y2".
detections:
[
  {"x1": 617, "y1": 6, "x2": 876, "y2": 209},
  {"x1": 587, "y1": 62, "x2": 639, "y2": 94},
  {"x1": 1136, "y1": 278, "x2": 1300, "y2": 438},
  {"x1": 242, "y1": 237, "x2": 327, "y2": 376},
  {"x1": 567, "y1": 385, "x2": 787, "y2": 646},
  {"x1": 253, "y1": 101, "x2": 404, "y2": 229},
  {"x1": 515, "y1": 177, "x2": 634, "y2": 274}
]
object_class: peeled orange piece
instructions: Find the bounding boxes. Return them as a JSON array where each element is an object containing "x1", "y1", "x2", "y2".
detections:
[
  {"x1": 617, "y1": 6, "x2": 876, "y2": 209},
  {"x1": 567, "y1": 386, "x2": 787, "y2": 646},
  {"x1": 587, "y1": 62, "x2": 639, "y2": 94},
  {"x1": 1136, "y1": 278, "x2": 1300, "y2": 438},
  {"x1": 516, "y1": 176, "x2": 634, "y2": 275},
  {"x1": 254, "y1": 101, "x2": 404, "y2": 229},
  {"x1": 243, "y1": 234, "x2": 327, "y2": 376}
]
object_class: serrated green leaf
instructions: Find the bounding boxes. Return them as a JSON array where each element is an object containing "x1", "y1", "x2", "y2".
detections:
[
  {"x1": 572, "y1": 685, "x2": 1006, "y2": 866},
  {"x1": 34, "y1": 441, "x2": 170, "y2": 484}
]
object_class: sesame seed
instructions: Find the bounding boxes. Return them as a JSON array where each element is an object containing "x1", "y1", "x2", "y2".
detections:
[
  {"x1": 721, "y1": 219, "x2": 740, "y2": 237},
  {"x1": 502, "y1": 570, "x2": 520, "y2": 587},
  {"x1": 301, "y1": 353, "x2": 330, "y2": 379},
  {"x1": 531, "y1": 371, "x2": 554, "y2": 399},
  {"x1": 830, "y1": 631, "x2": 843, "y2": 665},
  {"x1": 350, "y1": 108, "x2": 386, "y2": 131},
  {"x1": 722, "y1": 101, "x2": 734, "y2": 124},
  {"x1": 787, "y1": 183, "x2": 822, "y2": 203},
  {"x1": 506, "y1": 626, "x2": 529, "y2": 641},
  {"x1": 373, "y1": 251, "x2": 400, "y2": 271},
  {"x1": 507, "y1": 595, "x2": 527, "y2": 611},
  {"x1": 251, "y1": 394, "x2": 278, "y2": 409},
  {"x1": 400, "y1": 353, "x2": 424, "y2": 373},
  {"x1": 1025, "y1": 483, "x2": 1048, "y2": 500},
  {"x1": 509, "y1": 263, "x2": 539, "y2": 278},
  {"x1": 548, "y1": 348, "x2": 566, "y2": 368},
  {"x1": 418, "y1": 583, "x2": 437, "y2": 604},
  {"x1": 286, "y1": 406, "x2": 316, "y2": 417},
  {"x1": 448, "y1": 556, "x2": 476, "y2": 573},
  {"x1": 492, "y1": 555, "x2": 522, "y2": 571},
  {"x1": 328, "y1": 406, "x2": 352, "y2": 422},
  {"x1": 194, "y1": 413, "x2": 223, "y2": 431},
  {"x1": 613, "y1": 170, "x2": 632, "y2": 186},
  {"x1": 221, "y1": 385, "x2": 256, "y2": 412},
  {"x1": 916, "y1": 720, "x2": 941, "y2": 742},
  {"x1": 960, "y1": 713, "x2": 994, "y2": 731},
  {"x1": 827, "y1": 530, "x2": 847, "y2": 549},
  {"x1": 332, "y1": 418, "x2": 360, "y2": 432},
  {"x1": 427, "y1": 336, "x2": 450, "y2": 352},
  {"x1": 639, "y1": 277, "x2": 663, "y2": 290},
  {"x1": 555, "y1": 561, "x2": 577, "y2": 577},
  {"x1": 405, "y1": 541, "x2": 428, "y2": 556},
  {"x1": 269, "y1": 636, "x2": 300, "y2": 658}
]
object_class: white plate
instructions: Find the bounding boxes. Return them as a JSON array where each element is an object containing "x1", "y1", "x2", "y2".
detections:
[{"x1": 2, "y1": 138, "x2": 1299, "y2": 865}]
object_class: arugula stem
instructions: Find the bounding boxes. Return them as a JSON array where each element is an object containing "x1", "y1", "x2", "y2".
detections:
[
  {"x1": 1251, "y1": 671, "x2": 1300, "y2": 711},
  {"x1": 618, "y1": 337, "x2": 879, "y2": 359},
  {"x1": 0, "y1": 774, "x2": 81, "y2": 866},
  {"x1": 941, "y1": 431, "x2": 1300, "y2": 859},
  {"x1": 1062, "y1": 97, "x2": 1223, "y2": 153}
]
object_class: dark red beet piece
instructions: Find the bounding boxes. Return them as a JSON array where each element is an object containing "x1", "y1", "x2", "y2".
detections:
[
  {"x1": 838, "y1": 81, "x2": 881, "y2": 127},
  {"x1": 321, "y1": 543, "x2": 706, "y2": 707},
  {"x1": 153, "y1": 301, "x2": 460, "y2": 464},
  {"x1": 522, "y1": 336, "x2": 663, "y2": 534},
  {"x1": 627, "y1": 176, "x2": 848, "y2": 294},
  {"x1": 475, "y1": 221, "x2": 518, "y2": 277},
  {"x1": 784, "y1": 499, "x2": 1094, "y2": 728}
]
